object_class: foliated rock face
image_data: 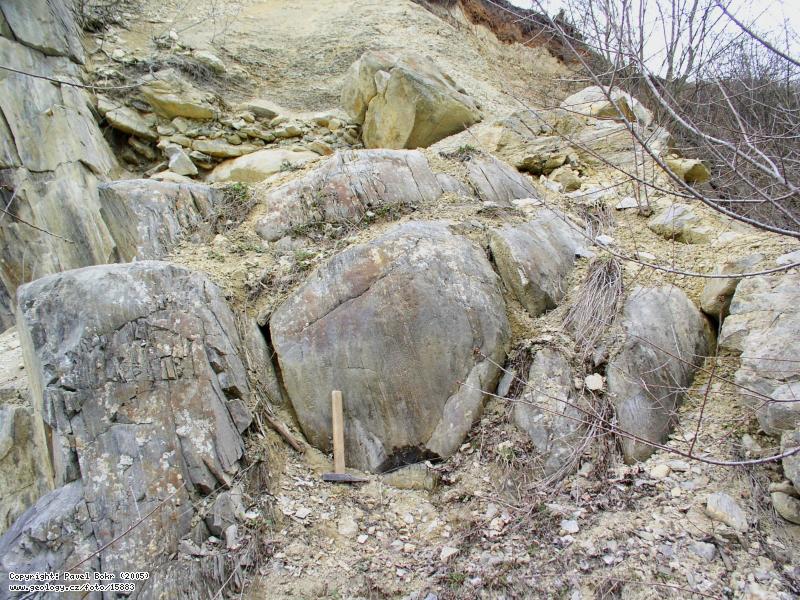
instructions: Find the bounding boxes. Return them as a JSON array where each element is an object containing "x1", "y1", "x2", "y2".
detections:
[
  {"x1": 5, "y1": 261, "x2": 253, "y2": 596},
  {"x1": 254, "y1": 149, "x2": 538, "y2": 242},
  {"x1": 98, "y1": 179, "x2": 220, "y2": 261},
  {"x1": 607, "y1": 286, "x2": 711, "y2": 463},
  {"x1": 489, "y1": 209, "x2": 584, "y2": 317},
  {"x1": 0, "y1": 2, "x2": 119, "y2": 329},
  {"x1": 270, "y1": 221, "x2": 510, "y2": 472}
]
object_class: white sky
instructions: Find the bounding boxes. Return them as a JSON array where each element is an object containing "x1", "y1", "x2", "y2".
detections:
[{"x1": 509, "y1": 0, "x2": 800, "y2": 55}]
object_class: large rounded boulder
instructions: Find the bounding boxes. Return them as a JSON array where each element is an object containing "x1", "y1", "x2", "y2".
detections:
[{"x1": 270, "y1": 221, "x2": 510, "y2": 472}]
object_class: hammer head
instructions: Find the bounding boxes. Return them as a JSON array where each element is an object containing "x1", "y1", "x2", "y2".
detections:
[{"x1": 322, "y1": 472, "x2": 369, "y2": 484}]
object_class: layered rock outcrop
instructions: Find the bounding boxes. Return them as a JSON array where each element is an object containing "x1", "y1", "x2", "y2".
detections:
[
  {"x1": 98, "y1": 179, "x2": 220, "y2": 261},
  {"x1": 270, "y1": 221, "x2": 510, "y2": 472},
  {"x1": 254, "y1": 149, "x2": 535, "y2": 242},
  {"x1": 2, "y1": 261, "x2": 254, "y2": 596},
  {"x1": 560, "y1": 86, "x2": 652, "y2": 126},
  {"x1": 513, "y1": 347, "x2": 585, "y2": 476},
  {"x1": 0, "y1": 0, "x2": 119, "y2": 330},
  {"x1": 476, "y1": 96, "x2": 670, "y2": 176}
]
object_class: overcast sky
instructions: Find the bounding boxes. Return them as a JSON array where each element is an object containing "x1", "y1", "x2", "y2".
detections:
[{"x1": 508, "y1": 0, "x2": 800, "y2": 51}]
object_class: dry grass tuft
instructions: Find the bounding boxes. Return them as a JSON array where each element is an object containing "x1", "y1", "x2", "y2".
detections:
[{"x1": 563, "y1": 257, "x2": 623, "y2": 362}]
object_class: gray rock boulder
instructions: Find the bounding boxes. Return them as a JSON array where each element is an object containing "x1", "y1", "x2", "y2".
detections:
[
  {"x1": 270, "y1": 221, "x2": 510, "y2": 472},
  {"x1": 771, "y1": 490, "x2": 800, "y2": 525},
  {"x1": 254, "y1": 149, "x2": 538, "y2": 241},
  {"x1": 647, "y1": 204, "x2": 713, "y2": 244},
  {"x1": 255, "y1": 149, "x2": 446, "y2": 241},
  {"x1": 342, "y1": 51, "x2": 482, "y2": 149},
  {"x1": 489, "y1": 209, "x2": 585, "y2": 317},
  {"x1": 607, "y1": 286, "x2": 711, "y2": 462},
  {"x1": 719, "y1": 275, "x2": 800, "y2": 434},
  {"x1": 98, "y1": 179, "x2": 219, "y2": 261},
  {"x1": 700, "y1": 254, "x2": 763, "y2": 319},
  {"x1": 10, "y1": 261, "x2": 253, "y2": 591},
  {"x1": 462, "y1": 153, "x2": 537, "y2": 205},
  {"x1": 513, "y1": 348, "x2": 585, "y2": 476}
]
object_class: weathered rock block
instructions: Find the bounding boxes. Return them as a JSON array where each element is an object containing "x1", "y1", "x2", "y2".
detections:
[
  {"x1": 10, "y1": 261, "x2": 253, "y2": 590},
  {"x1": 607, "y1": 286, "x2": 711, "y2": 462},
  {"x1": 270, "y1": 221, "x2": 510, "y2": 472},
  {"x1": 461, "y1": 153, "x2": 537, "y2": 205},
  {"x1": 98, "y1": 179, "x2": 219, "y2": 261},
  {"x1": 648, "y1": 203, "x2": 713, "y2": 244},
  {"x1": 209, "y1": 148, "x2": 319, "y2": 184},
  {"x1": 699, "y1": 254, "x2": 763, "y2": 319},
  {"x1": 561, "y1": 86, "x2": 652, "y2": 126},
  {"x1": 489, "y1": 209, "x2": 584, "y2": 317},
  {"x1": 342, "y1": 51, "x2": 482, "y2": 149},
  {"x1": 254, "y1": 149, "x2": 537, "y2": 241},
  {"x1": 255, "y1": 149, "x2": 447, "y2": 241},
  {"x1": 140, "y1": 69, "x2": 217, "y2": 120},
  {"x1": 513, "y1": 348, "x2": 585, "y2": 476},
  {"x1": 719, "y1": 275, "x2": 800, "y2": 436}
]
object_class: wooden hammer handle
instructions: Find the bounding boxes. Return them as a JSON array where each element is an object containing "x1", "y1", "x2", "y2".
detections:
[{"x1": 331, "y1": 390, "x2": 345, "y2": 473}]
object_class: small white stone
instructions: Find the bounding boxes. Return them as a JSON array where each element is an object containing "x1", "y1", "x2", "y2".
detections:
[
  {"x1": 615, "y1": 196, "x2": 639, "y2": 210},
  {"x1": 440, "y1": 546, "x2": 459, "y2": 563},
  {"x1": 649, "y1": 464, "x2": 671, "y2": 479},
  {"x1": 584, "y1": 373, "x2": 604, "y2": 391},
  {"x1": 357, "y1": 534, "x2": 368, "y2": 544},
  {"x1": 560, "y1": 519, "x2": 579, "y2": 534},
  {"x1": 595, "y1": 234, "x2": 615, "y2": 246},
  {"x1": 294, "y1": 507, "x2": 311, "y2": 519}
]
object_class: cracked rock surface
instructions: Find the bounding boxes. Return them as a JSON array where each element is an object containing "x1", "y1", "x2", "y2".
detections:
[
  {"x1": 99, "y1": 179, "x2": 220, "y2": 261},
  {"x1": 270, "y1": 220, "x2": 510, "y2": 472},
  {"x1": 2, "y1": 261, "x2": 254, "y2": 597}
]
